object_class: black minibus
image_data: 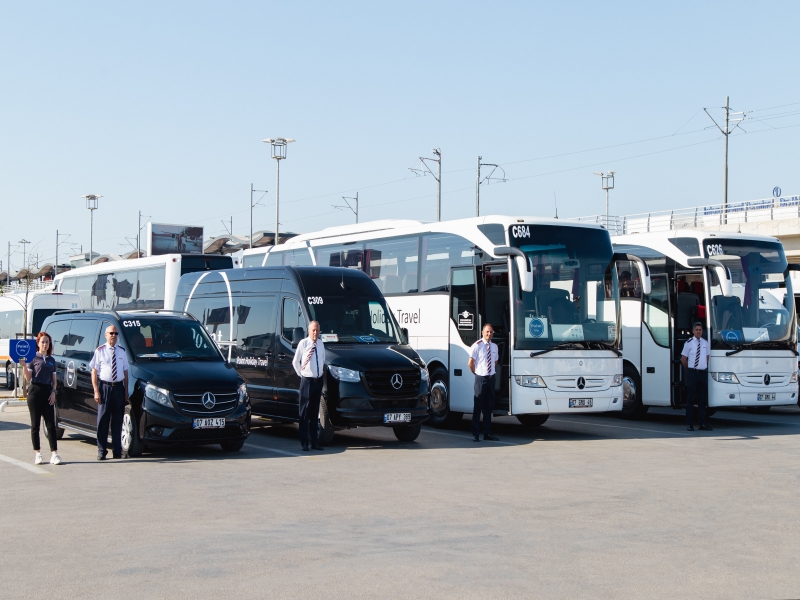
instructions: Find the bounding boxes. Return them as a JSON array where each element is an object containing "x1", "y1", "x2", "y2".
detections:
[{"x1": 175, "y1": 266, "x2": 430, "y2": 444}]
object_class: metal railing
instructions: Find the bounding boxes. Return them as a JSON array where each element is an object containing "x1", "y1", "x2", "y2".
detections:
[
  {"x1": 0, "y1": 280, "x2": 56, "y2": 294},
  {"x1": 572, "y1": 193, "x2": 800, "y2": 236}
]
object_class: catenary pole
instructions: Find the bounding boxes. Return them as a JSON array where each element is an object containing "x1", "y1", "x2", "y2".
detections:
[
  {"x1": 476, "y1": 156, "x2": 481, "y2": 217},
  {"x1": 723, "y1": 95, "x2": 729, "y2": 224}
]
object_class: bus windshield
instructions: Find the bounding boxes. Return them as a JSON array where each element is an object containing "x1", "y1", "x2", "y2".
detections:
[
  {"x1": 120, "y1": 317, "x2": 223, "y2": 360},
  {"x1": 509, "y1": 225, "x2": 619, "y2": 350},
  {"x1": 705, "y1": 239, "x2": 795, "y2": 347}
]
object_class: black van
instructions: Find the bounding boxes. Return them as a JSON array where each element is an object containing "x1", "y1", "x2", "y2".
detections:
[
  {"x1": 42, "y1": 309, "x2": 250, "y2": 456},
  {"x1": 175, "y1": 266, "x2": 430, "y2": 444}
]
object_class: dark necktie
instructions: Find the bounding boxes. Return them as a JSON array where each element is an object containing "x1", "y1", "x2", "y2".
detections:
[
  {"x1": 486, "y1": 343, "x2": 492, "y2": 375},
  {"x1": 111, "y1": 346, "x2": 118, "y2": 381},
  {"x1": 694, "y1": 341, "x2": 700, "y2": 369},
  {"x1": 302, "y1": 343, "x2": 316, "y2": 375}
]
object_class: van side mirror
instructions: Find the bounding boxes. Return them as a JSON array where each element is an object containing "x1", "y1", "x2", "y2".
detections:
[
  {"x1": 687, "y1": 258, "x2": 733, "y2": 297},
  {"x1": 494, "y1": 246, "x2": 533, "y2": 292},
  {"x1": 401, "y1": 327, "x2": 409, "y2": 344},
  {"x1": 291, "y1": 327, "x2": 305, "y2": 348}
]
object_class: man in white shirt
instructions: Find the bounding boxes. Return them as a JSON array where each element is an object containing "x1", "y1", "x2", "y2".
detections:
[
  {"x1": 292, "y1": 321, "x2": 326, "y2": 451},
  {"x1": 681, "y1": 322, "x2": 712, "y2": 431},
  {"x1": 468, "y1": 324, "x2": 500, "y2": 442},
  {"x1": 90, "y1": 324, "x2": 130, "y2": 459}
]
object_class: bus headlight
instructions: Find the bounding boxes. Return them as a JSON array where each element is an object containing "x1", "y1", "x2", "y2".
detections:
[
  {"x1": 611, "y1": 374, "x2": 623, "y2": 387},
  {"x1": 328, "y1": 366, "x2": 361, "y2": 382},
  {"x1": 710, "y1": 372, "x2": 739, "y2": 384},
  {"x1": 514, "y1": 375, "x2": 546, "y2": 388},
  {"x1": 791, "y1": 372, "x2": 798, "y2": 384},
  {"x1": 144, "y1": 383, "x2": 171, "y2": 406},
  {"x1": 238, "y1": 383, "x2": 248, "y2": 405}
]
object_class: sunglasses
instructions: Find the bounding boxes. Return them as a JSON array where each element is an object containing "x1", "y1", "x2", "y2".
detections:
[{"x1": 108, "y1": 332, "x2": 119, "y2": 336}]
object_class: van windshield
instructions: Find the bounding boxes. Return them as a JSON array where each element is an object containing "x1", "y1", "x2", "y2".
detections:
[
  {"x1": 303, "y1": 295, "x2": 400, "y2": 343},
  {"x1": 120, "y1": 317, "x2": 222, "y2": 360}
]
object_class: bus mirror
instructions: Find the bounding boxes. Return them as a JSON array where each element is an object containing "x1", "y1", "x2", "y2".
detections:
[
  {"x1": 686, "y1": 258, "x2": 733, "y2": 297},
  {"x1": 291, "y1": 327, "x2": 305, "y2": 348},
  {"x1": 612, "y1": 253, "x2": 651, "y2": 296},
  {"x1": 494, "y1": 246, "x2": 533, "y2": 293}
]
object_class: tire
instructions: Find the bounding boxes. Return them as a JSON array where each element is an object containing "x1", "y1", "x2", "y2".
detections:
[
  {"x1": 393, "y1": 422, "x2": 422, "y2": 442},
  {"x1": 220, "y1": 440, "x2": 244, "y2": 452},
  {"x1": 619, "y1": 363, "x2": 647, "y2": 420},
  {"x1": 121, "y1": 405, "x2": 143, "y2": 458},
  {"x1": 41, "y1": 418, "x2": 65, "y2": 441},
  {"x1": 516, "y1": 414, "x2": 550, "y2": 427},
  {"x1": 705, "y1": 408, "x2": 717, "y2": 417},
  {"x1": 745, "y1": 406, "x2": 771, "y2": 414},
  {"x1": 428, "y1": 367, "x2": 463, "y2": 429},
  {"x1": 5, "y1": 364, "x2": 15, "y2": 390},
  {"x1": 317, "y1": 396, "x2": 335, "y2": 446}
]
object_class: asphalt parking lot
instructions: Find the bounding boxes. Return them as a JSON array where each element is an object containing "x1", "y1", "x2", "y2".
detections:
[{"x1": 2, "y1": 397, "x2": 800, "y2": 600}]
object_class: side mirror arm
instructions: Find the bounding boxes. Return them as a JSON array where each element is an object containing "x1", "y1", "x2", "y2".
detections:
[{"x1": 494, "y1": 246, "x2": 533, "y2": 293}]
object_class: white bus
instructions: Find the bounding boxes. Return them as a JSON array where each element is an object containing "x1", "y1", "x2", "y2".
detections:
[
  {"x1": 53, "y1": 254, "x2": 234, "y2": 312},
  {"x1": 611, "y1": 230, "x2": 798, "y2": 417},
  {"x1": 0, "y1": 290, "x2": 81, "y2": 389},
  {"x1": 242, "y1": 216, "x2": 650, "y2": 428}
]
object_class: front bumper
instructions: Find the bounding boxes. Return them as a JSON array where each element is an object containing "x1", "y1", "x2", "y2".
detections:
[
  {"x1": 510, "y1": 378, "x2": 624, "y2": 414},
  {"x1": 329, "y1": 377, "x2": 430, "y2": 427},
  {"x1": 708, "y1": 380, "x2": 798, "y2": 407},
  {"x1": 141, "y1": 398, "x2": 250, "y2": 445}
]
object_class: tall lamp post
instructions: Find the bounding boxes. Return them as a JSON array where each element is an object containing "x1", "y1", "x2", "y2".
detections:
[
  {"x1": 18, "y1": 239, "x2": 30, "y2": 272},
  {"x1": 593, "y1": 172, "x2": 615, "y2": 230},
  {"x1": 82, "y1": 194, "x2": 102, "y2": 264},
  {"x1": 262, "y1": 138, "x2": 295, "y2": 246}
]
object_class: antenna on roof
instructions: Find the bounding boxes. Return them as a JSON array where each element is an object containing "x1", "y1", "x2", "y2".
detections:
[{"x1": 554, "y1": 192, "x2": 559, "y2": 219}]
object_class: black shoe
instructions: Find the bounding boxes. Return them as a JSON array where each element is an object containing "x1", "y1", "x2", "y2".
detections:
[
  {"x1": 687, "y1": 425, "x2": 694, "y2": 431},
  {"x1": 472, "y1": 435, "x2": 480, "y2": 442},
  {"x1": 311, "y1": 444, "x2": 324, "y2": 451},
  {"x1": 301, "y1": 445, "x2": 309, "y2": 452},
  {"x1": 97, "y1": 453, "x2": 107, "y2": 461},
  {"x1": 484, "y1": 434, "x2": 500, "y2": 441},
  {"x1": 699, "y1": 425, "x2": 713, "y2": 431}
]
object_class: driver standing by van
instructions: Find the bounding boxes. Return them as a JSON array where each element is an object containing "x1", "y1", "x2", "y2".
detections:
[
  {"x1": 292, "y1": 321, "x2": 326, "y2": 451},
  {"x1": 90, "y1": 325, "x2": 130, "y2": 460}
]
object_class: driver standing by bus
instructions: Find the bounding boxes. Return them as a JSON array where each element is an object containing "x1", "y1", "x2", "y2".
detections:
[
  {"x1": 681, "y1": 322, "x2": 712, "y2": 432},
  {"x1": 293, "y1": 321, "x2": 326, "y2": 451},
  {"x1": 468, "y1": 324, "x2": 500, "y2": 442}
]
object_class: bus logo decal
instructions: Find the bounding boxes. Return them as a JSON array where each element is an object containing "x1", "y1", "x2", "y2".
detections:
[
  {"x1": 528, "y1": 318, "x2": 545, "y2": 338},
  {"x1": 457, "y1": 311, "x2": 474, "y2": 330},
  {"x1": 577, "y1": 377, "x2": 586, "y2": 390},
  {"x1": 764, "y1": 374, "x2": 770, "y2": 386},
  {"x1": 65, "y1": 361, "x2": 77, "y2": 388}
]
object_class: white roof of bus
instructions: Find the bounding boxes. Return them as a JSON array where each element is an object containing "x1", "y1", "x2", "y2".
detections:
[
  {"x1": 242, "y1": 215, "x2": 607, "y2": 258},
  {"x1": 53, "y1": 253, "x2": 183, "y2": 282},
  {"x1": 0, "y1": 291, "x2": 80, "y2": 310}
]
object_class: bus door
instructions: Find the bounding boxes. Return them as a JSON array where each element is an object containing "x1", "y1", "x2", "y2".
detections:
[
  {"x1": 641, "y1": 274, "x2": 671, "y2": 406},
  {"x1": 480, "y1": 263, "x2": 511, "y2": 411},
  {"x1": 449, "y1": 266, "x2": 479, "y2": 413},
  {"x1": 672, "y1": 269, "x2": 705, "y2": 407}
]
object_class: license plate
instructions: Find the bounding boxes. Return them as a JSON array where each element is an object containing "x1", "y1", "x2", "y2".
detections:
[
  {"x1": 569, "y1": 398, "x2": 593, "y2": 408},
  {"x1": 384, "y1": 413, "x2": 411, "y2": 424},
  {"x1": 193, "y1": 418, "x2": 226, "y2": 429},
  {"x1": 757, "y1": 393, "x2": 776, "y2": 402}
]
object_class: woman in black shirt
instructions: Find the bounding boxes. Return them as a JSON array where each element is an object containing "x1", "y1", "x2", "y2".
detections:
[{"x1": 22, "y1": 332, "x2": 61, "y2": 465}]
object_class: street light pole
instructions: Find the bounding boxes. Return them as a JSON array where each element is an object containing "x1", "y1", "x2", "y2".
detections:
[
  {"x1": 250, "y1": 183, "x2": 268, "y2": 249},
  {"x1": 19, "y1": 239, "x2": 30, "y2": 271},
  {"x1": 262, "y1": 138, "x2": 295, "y2": 246},
  {"x1": 593, "y1": 171, "x2": 615, "y2": 230},
  {"x1": 55, "y1": 231, "x2": 70, "y2": 277},
  {"x1": 82, "y1": 194, "x2": 101, "y2": 264}
]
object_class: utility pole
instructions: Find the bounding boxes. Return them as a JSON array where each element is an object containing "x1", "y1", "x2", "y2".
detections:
[
  {"x1": 410, "y1": 148, "x2": 442, "y2": 221},
  {"x1": 704, "y1": 96, "x2": 747, "y2": 224},
  {"x1": 19, "y1": 239, "x2": 30, "y2": 272},
  {"x1": 333, "y1": 192, "x2": 359, "y2": 223},
  {"x1": 475, "y1": 156, "x2": 506, "y2": 217},
  {"x1": 593, "y1": 172, "x2": 615, "y2": 229},
  {"x1": 56, "y1": 231, "x2": 70, "y2": 277},
  {"x1": 82, "y1": 194, "x2": 101, "y2": 264},
  {"x1": 250, "y1": 183, "x2": 268, "y2": 249}
]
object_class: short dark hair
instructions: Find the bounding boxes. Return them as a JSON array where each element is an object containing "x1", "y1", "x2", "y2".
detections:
[{"x1": 692, "y1": 321, "x2": 703, "y2": 329}]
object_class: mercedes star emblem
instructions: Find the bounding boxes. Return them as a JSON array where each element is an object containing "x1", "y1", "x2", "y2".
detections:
[
  {"x1": 202, "y1": 392, "x2": 216, "y2": 409},
  {"x1": 764, "y1": 374, "x2": 771, "y2": 386},
  {"x1": 577, "y1": 377, "x2": 586, "y2": 390},
  {"x1": 391, "y1": 374, "x2": 403, "y2": 390}
]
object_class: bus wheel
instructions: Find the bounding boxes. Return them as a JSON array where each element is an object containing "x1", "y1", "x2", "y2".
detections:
[
  {"x1": 121, "y1": 406, "x2": 143, "y2": 458},
  {"x1": 619, "y1": 365, "x2": 647, "y2": 420},
  {"x1": 393, "y1": 422, "x2": 422, "y2": 442},
  {"x1": 516, "y1": 414, "x2": 550, "y2": 427},
  {"x1": 5, "y1": 364, "x2": 14, "y2": 390},
  {"x1": 317, "y1": 397, "x2": 335, "y2": 446},
  {"x1": 428, "y1": 367, "x2": 462, "y2": 429}
]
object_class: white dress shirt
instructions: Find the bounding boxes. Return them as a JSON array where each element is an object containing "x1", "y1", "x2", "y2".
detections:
[
  {"x1": 89, "y1": 343, "x2": 129, "y2": 382},
  {"x1": 470, "y1": 339, "x2": 499, "y2": 377},
  {"x1": 682, "y1": 336, "x2": 710, "y2": 370},
  {"x1": 292, "y1": 338, "x2": 326, "y2": 378}
]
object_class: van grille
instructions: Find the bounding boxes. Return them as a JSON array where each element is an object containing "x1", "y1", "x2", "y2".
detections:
[
  {"x1": 172, "y1": 391, "x2": 238, "y2": 417},
  {"x1": 362, "y1": 369, "x2": 421, "y2": 398}
]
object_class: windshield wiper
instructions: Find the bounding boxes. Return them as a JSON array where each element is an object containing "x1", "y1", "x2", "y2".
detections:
[
  {"x1": 529, "y1": 342, "x2": 588, "y2": 357},
  {"x1": 591, "y1": 341, "x2": 622, "y2": 356},
  {"x1": 725, "y1": 341, "x2": 799, "y2": 357}
]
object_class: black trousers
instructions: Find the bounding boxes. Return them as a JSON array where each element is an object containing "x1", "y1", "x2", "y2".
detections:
[
  {"x1": 298, "y1": 376, "x2": 323, "y2": 448},
  {"x1": 472, "y1": 374, "x2": 495, "y2": 437},
  {"x1": 28, "y1": 383, "x2": 57, "y2": 452},
  {"x1": 685, "y1": 368, "x2": 709, "y2": 426},
  {"x1": 97, "y1": 382, "x2": 126, "y2": 456}
]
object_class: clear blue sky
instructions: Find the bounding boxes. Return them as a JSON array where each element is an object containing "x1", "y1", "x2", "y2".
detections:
[{"x1": 1, "y1": 1, "x2": 798, "y2": 269}]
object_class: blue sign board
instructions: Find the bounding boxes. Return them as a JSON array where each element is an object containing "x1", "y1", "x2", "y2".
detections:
[
  {"x1": 529, "y1": 318, "x2": 545, "y2": 338},
  {"x1": 720, "y1": 329, "x2": 743, "y2": 344},
  {"x1": 773, "y1": 187, "x2": 782, "y2": 198},
  {"x1": 9, "y1": 339, "x2": 37, "y2": 363}
]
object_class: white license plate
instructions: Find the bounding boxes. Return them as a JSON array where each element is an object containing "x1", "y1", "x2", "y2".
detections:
[
  {"x1": 569, "y1": 398, "x2": 593, "y2": 408},
  {"x1": 757, "y1": 393, "x2": 776, "y2": 402},
  {"x1": 193, "y1": 418, "x2": 226, "y2": 429},
  {"x1": 384, "y1": 413, "x2": 411, "y2": 424}
]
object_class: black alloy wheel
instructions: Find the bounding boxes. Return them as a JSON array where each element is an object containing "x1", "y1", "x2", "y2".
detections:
[
  {"x1": 427, "y1": 367, "x2": 462, "y2": 429},
  {"x1": 5, "y1": 364, "x2": 14, "y2": 390},
  {"x1": 619, "y1": 363, "x2": 648, "y2": 420}
]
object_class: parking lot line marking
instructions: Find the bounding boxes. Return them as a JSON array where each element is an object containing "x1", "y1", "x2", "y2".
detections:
[
  {"x1": 243, "y1": 443, "x2": 302, "y2": 457},
  {"x1": 0, "y1": 453, "x2": 51, "y2": 475},
  {"x1": 547, "y1": 419, "x2": 693, "y2": 436},
  {"x1": 421, "y1": 429, "x2": 518, "y2": 445}
]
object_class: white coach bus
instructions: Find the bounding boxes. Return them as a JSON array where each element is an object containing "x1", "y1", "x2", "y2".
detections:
[
  {"x1": 611, "y1": 230, "x2": 798, "y2": 418},
  {"x1": 0, "y1": 290, "x2": 81, "y2": 388},
  {"x1": 242, "y1": 216, "x2": 651, "y2": 428},
  {"x1": 53, "y1": 254, "x2": 234, "y2": 312}
]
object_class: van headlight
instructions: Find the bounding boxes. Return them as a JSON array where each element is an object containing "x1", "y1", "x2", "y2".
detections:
[
  {"x1": 514, "y1": 375, "x2": 546, "y2": 388},
  {"x1": 144, "y1": 383, "x2": 171, "y2": 406},
  {"x1": 710, "y1": 372, "x2": 739, "y2": 384},
  {"x1": 328, "y1": 366, "x2": 361, "y2": 382},
  {"x1": 238, "y1": 383, "x2": 248, "y2": 405},
  {"x1": 611, "y1": 374, "x2": 623, "y2": 387},
  {"x1": 420, "y1": 367, "x2": 429, "y2": 383}
]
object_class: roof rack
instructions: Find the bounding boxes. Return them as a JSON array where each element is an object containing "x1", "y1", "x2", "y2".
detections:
[{"x1": 52, "y1": 308, "x2": 121, "y2": 318}]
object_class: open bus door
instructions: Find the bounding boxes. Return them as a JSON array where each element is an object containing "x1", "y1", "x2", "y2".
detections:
[
  {"x1": 641, "y1": 273, "x2": 672, "y2": 406},
  {"x1": 448, "y1": 266, "x2": 480, "y2": 415}
]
